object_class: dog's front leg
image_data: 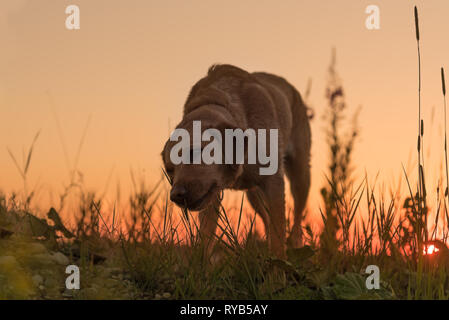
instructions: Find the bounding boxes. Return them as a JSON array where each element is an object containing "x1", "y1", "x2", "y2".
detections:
[
  {"x1": 198, "y1": 198, "x2": 221, "y2": 256},
  {"x1": 260, "y1": 173, "x2": 286, "y2": 259}
]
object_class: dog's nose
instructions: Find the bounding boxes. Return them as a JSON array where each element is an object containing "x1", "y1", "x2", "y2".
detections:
[{"x1": 170, "y1": 185, "x2": 188, "y2": 205}]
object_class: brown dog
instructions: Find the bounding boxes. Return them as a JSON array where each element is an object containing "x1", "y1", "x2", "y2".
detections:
[{"x1": 161, "y1": 65, "x2": 311, "y2": 258}]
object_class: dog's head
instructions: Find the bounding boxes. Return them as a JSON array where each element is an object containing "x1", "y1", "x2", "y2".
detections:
[{"x1": 161, "y1": 108, "x2": 242, "y2": 211}]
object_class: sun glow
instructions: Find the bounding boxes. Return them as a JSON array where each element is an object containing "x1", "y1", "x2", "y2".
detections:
[{"x1": 423, "y1": 244, "x2": 440, "y2": 255}]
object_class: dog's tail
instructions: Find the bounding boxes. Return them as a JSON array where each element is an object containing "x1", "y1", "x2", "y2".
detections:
[
  {"x1": 288, "y1": 82, "x2": 312, "y2": 151},
  {"x1": 290, "y1": 81, "x2": 314, "y2": 121}
]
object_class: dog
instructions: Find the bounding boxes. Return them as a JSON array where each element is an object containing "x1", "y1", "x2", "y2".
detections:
[{"x1": 161, "y1": 64, "x2": 311, "y2": 258}]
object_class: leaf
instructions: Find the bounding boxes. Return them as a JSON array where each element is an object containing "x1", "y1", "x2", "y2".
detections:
[
  {"x1": 266, "y1": 258, "x2": 299, "y2": 277},
  {"x1": 323, "y1": 272, "x2": 394, "y2": 300},
  {"x1": 47, "y1": 207, "x2": 74, "y2": 238},
  {"x1": 287, "y1": 246, "x2": 315, "y2": 266}
]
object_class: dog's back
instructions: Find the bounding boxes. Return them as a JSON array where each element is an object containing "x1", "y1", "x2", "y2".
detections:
[
  {"x1": 184, "y1": 65, "x2": 308, "y2": 145},
  {"x1": 170, "y1": 64, "x2": 312, "y2": 256}
]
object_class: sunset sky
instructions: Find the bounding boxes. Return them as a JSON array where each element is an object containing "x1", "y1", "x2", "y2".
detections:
[{"x1": 1, "y1": 0, "x2": 449, "y2": 224}]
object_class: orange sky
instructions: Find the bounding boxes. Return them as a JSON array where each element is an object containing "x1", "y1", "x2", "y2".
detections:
[{"x1": 1, "y1": 0, "x2": 449, "y2": 226}]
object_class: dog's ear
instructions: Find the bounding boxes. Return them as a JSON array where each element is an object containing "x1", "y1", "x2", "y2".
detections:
[
  {"x1": 214, "y1": 121, "x2": 245, "y2": 181},
  {"x1": 161, "y1": 140, "x2": 170, "y2": 163},
  {"x1": 240, "y1": 83, "x2": 277, "y2": 123},
  {"x1": 226, "y1": 161, "x2": 244, "y2": 182}
]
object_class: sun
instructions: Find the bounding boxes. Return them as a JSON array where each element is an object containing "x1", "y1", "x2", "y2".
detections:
[{"x1": 423, "y1": 244, "x2": 440, "y2": 255}]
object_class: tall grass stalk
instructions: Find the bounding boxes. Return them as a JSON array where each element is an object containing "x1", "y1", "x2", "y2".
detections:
[
  {"x1": 442, "y1": 67, "x2": 448, "y2": 215},
  {"x1": 414, "y1": 5, "x2": 428, "y2": 253},
  {"x1": 6, "y1": 130, "x2": 41, "y2": 209}
]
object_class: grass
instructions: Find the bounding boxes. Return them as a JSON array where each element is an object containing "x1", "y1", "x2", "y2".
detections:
[{"x1": 1, "y1": 6, "x2": 449, "y2": 300}]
